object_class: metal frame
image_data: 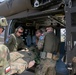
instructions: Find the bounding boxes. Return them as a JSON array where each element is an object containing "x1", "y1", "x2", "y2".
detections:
[{"x1": 65, "y1": 0, "x2": 76, "y2": 63}]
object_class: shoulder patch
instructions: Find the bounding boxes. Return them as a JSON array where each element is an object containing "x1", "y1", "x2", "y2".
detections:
[{"x1": 39, "y1": 36, "x2": 44, "y2": 40}]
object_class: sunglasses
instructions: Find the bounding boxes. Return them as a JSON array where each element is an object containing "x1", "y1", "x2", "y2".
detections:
[{"x1": 18, "y1": 31, "x2": 23, "y2": 34}]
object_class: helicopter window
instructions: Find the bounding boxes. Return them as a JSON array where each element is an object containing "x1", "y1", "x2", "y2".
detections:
[{"x1": 60, "y1": 28, "x2": 66, "y2": 42}]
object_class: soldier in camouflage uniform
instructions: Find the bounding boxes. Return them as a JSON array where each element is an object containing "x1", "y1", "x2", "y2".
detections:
[
  {"x1": 6, "y1": 26, "x2": 27, "y2": 52},
  {"x1": 0, "y1": 17, "x2": 10, "y2": 75},
  {"x1": 35, "y1": 25, "x2": 59, "y2": 75},
  {"x1": 36, "y1": 29, "x2": 44, "y2": 50},
  {"x1": 5, "y1": 26, "x2": 36, "y2": 74}
]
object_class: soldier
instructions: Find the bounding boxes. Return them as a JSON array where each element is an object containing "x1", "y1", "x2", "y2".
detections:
[
  {"x1": 27, "y1": 29, "x2": 46, "y2": 66},
  {"x1": 35, "y1": 25, "x2": 59, "y2": 75},
  {"x1": 5, "y1": 26, "x2": 35, "y2": 74},
  {"x1": 36, "y1": 29, "x2": 47, "y2": 50},
  {"x1": 6, "y1": 26, "x2": 27, "y2": 52},
  {"x1": 36, "y1": 29, "x2": 43, "y2": 44},
  {"x1": 0, "y1": 17, "x2": 10, "y2": 75}
]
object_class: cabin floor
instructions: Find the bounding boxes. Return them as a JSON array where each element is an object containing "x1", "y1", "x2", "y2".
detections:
[{"x1": 20, "y1": 71, "x2": 34, "y2": 75}]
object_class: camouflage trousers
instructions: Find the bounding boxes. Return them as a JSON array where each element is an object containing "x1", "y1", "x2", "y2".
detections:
[{"x1": 35, "y1": 59, "x2": 56, "y2": 75}]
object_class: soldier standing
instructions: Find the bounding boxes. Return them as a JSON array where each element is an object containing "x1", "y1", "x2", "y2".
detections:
[
  {"x1": 35, "y1": 25, "x2": 59, "y2": 75},
  {"x1": 0, "y1": 17, "x2": 10, "y2": 75},
  {"x1": 36, "y1": 29, "x2": 43, "y2": 45},
  {"x1": 6, "y1": 26, "x2": 27, "y2": 52}
]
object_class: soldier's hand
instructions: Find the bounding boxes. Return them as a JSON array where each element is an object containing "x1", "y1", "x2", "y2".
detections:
[
  {"x1": 21, "y1": 48, "x2": 29, "y2": 52},
  {"x1": 21, "y1": 49, "x2": 25, "y2": 51},
  {"x1": 28, "y1": 60, "x2": 35, "y2": 68}
]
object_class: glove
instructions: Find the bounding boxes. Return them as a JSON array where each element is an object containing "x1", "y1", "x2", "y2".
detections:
[{"x1": 28, "y1": 60, "x2": 35, "y2": 68}]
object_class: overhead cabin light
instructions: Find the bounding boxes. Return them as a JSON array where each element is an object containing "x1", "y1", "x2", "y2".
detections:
[{"x1": 34, "y1": 0, "x2": 39, "y2": 7}]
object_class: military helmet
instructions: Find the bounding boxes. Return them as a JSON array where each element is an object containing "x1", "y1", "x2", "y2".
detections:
[
  {"x1": 44, "y1": 19, "x2": 54, "y2": 28},
  {"x1": 0, "y1": 17, "x2": 8, "y2": 27},
  {"x1": 44, "y1": 19, "x2": 51, "y2": 26}
]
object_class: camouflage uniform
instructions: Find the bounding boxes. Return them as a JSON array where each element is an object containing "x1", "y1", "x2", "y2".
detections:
[
  {"x1": 10, "y1": 50, "x2": 36, "y2": 74},
  {"x1": 35, "y1": 32, "x2": 59, "y2": 75},
  {"x1": 6, "y1": 33, "x2": 27, "y2": 52},
  {"x1": 0, "y1": 17, "x2": 10, "y2": 75},
  {"x1": 0, "y1": 45, "x2": 10, "y2": 75}
]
